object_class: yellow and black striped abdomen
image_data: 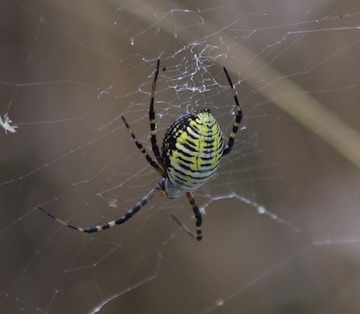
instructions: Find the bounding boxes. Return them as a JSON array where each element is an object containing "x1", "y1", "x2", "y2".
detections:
[{"x1": 162, "y1": 109, "x2": 223, "y2": 195}]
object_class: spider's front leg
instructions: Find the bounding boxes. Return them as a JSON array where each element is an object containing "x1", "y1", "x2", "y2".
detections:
[
  {"x1": 186, "y1": 192, "x2": 203, "y2": 241},
  {"x1": 170, "y1": 192, "x2": 203, "y2": 241}
]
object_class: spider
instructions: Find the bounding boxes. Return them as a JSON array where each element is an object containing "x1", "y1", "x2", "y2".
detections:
[{"x1": 39, "y1": 59, "x2": 242, "y2": 241}]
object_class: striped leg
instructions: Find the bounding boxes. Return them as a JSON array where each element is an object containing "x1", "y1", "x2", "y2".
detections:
[
  {"x1": 149, "y1": 59, "x2": 164, "y2": 167},
  {"x1": 38, "y1": 182, "x2": 163, "y2": 233},
  {"x1": 170, "y1": 192, "x2": 203, "y2": 241},
  {"x1": 222, "y1": 67, "x2": 243, "y2": 156},
  {"x1": 121, "y1": 115, "x2": 165, "y2": 177}
]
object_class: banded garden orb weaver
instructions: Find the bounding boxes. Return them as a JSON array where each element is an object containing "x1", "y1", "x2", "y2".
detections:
[{"x1": 39, "y1": 59, "x2": 242, "y2": 241}]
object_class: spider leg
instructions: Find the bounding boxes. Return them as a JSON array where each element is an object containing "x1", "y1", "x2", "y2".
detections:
[
  {"x1": 222, "y1": 67, "x2": 243, "y2": 156},
  {"x1": 149, "y1": 58, "x2": 164, "y2": 167},
  {"x1": 38, "y1": 183, "x2": 162, "y2": 233},
  {"x1": 170, "y1": 192, "x2": 203, "y2": 241},
  {"x1": 121, "y1": 115, "x2": 165, "y2": 177},
  {"x1": 170, "y1": 214, "x2": 198, "y2": 240}
]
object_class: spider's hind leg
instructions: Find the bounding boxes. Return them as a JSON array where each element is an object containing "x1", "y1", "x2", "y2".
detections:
[
  {"x1": 121, "y1": 115, "x2": 165, "y2": 177},
  {"x1": 149, "y1": 59, "x2": 164, "y2": 167},
  {"x1": 222, "y1": 67, "x2": 243, "y2": 156}
]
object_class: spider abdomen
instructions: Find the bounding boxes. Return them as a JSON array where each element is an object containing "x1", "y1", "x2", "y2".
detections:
[{"x1": 162, "y1": 109, "x2": 223, "y2": 195}]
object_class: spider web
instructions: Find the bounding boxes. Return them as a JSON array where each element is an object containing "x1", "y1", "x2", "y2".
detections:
[{"x1": 0, "y1": 0, "x2": 359, "y2": 313}]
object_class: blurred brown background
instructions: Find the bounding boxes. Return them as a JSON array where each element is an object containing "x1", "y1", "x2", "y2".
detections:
[{"x1": 0, "y1": 0, "x2": 359, "y2": 313}]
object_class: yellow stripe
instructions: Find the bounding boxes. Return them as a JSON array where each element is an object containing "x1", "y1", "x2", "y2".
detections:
[{"x1": 164, "y1": 110, "x2": 224, "y2": 191}]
